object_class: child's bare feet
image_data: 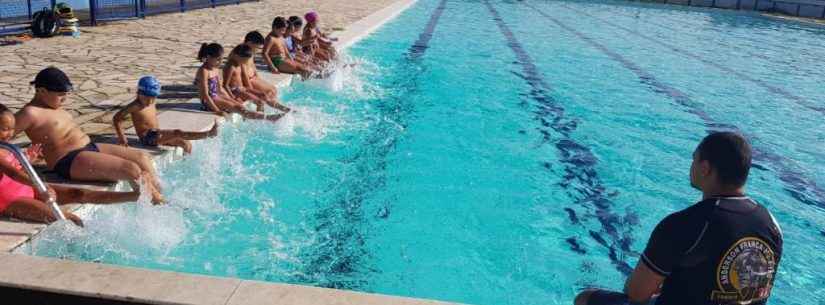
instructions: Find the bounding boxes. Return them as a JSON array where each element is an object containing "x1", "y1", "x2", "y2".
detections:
[
  {"x1": 64, "y1": 211, "x2": 84, "y2": 227},
  {"x1": 141, "y1": 174, "x2": 164, "y2": 205},
  {"x1": 266, "y1": 113, "x2": 284, "y2": 123},
  {"x1": 151, "y1": 190, "x2": 166, "y2": 205},
  {"x1": 208, "y1": 121, "x2": 219, "y2": 138}
]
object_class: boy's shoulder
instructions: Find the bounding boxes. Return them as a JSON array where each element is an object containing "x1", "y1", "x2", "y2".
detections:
[{"x1": 19, "y1": 103, "x2": 48, "y2": 117}]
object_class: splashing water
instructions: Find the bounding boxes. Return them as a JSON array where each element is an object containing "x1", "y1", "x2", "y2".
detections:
[
  {"x1": 268, "y1": 105, "x2": 348, "y2": 142},
  {"x1": 302, "y1": 55, "x2": 384, "y2": 100}
]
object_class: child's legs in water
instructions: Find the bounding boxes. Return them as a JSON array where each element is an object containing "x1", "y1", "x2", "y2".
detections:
[
  {"x1": 158, "y1": 136, "x2": 192, "y2": 154},
  {"x1": 3, "y1": 197, "x2": 83, "y2": 226},
  {"x1": 234, "y1": 89, "x2": 266, "y2": 112},
  {"x1": 211, "y1": 95, "x2": 244, "y2": 111},
  {"x1": 277, "y1": 60, "x2": 311, "y2": 78},
  {"x1": 248, "y1": 87, "x2": 290, "y2": 112},
  {"x1": 89, "y1": 144, "x2": 163, "y2": 204},
  {"x1": 158, "y1": 129, "x2": 211, "y2": 142},
  {"x1": 314, "y1": 48, "x2": 332, "y2": 63},
  {"x1": 250, "y1": 79, "x2": 278, "y2": 102},
  {"x1": 150, "y1": 130, "x2": 196, "y2": 154},
  {"x1": 52, "y1": 185, "x2": 139, "y2": 205}
]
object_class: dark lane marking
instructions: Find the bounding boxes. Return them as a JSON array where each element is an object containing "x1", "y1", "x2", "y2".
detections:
[
  {"x1": 613, "y1": 8, "x2": 776, "y2": 61},
  {"x1": 558, "y1": 3, "x2": 825, "y2": 117},
  {"x1": 524, "y1": 2, "x2": 825, "y2": 211},
  {"x1": 296, "y1": 0, "x2": 449, "y2": 289},
  {"x1": 566, "y1": 237, "x2": 587, "y2": 254},
  {"x1": 409, "y1": 0, "x2": 448, "y2": 59},
  {"x1": 483, "y1": 0, "x2": 635, "y2": 275}
]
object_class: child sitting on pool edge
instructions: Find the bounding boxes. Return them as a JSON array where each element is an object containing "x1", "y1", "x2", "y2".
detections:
[
  {"x1": 263, "y1": 17, "x2": 312, "y2": 78},
  {"x1": 223, "y1": 45, "x2": 291, "y2": 114},
  {"x1": 303, "y1": 11, "x2": 337, "y2": 63},
  {"x1": 0, "y1": 104, "x2": 140, "y2": 226},
  {"x1": 195, "y1": 43, "x2": 283, "y2": 123},
  {"x1": 15, "y1": 67, "x2": 164, "y2": 204},
  {"x1": 113, "y1": 76, "x2": 220, "y2": 154},
  {"x1": 242, "y1": 31, "x2": 285, "y2": 108}
]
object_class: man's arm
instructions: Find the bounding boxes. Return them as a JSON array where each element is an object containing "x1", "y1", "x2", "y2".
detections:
[
  {"x1": 624, "y1": 213, "x2": 687, "y2": 303},
  {"x1": 624, "y1": 260, "x2": 665, "y2": 303},
  {"x1": 112, "y1": 102, "x2": 139, "y2": 146}
]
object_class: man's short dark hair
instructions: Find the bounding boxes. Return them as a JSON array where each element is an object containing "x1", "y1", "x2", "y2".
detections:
[
  {"x1": 244, "y1": 31, "x2": 264, "y2": 45},
  {"x1": 696, "y1": 132, "x2": 752, "y2": 187}
]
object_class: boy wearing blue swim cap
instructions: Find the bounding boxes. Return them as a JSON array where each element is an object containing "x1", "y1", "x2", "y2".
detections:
[{"x1": 113, "y1": 76, "x2": 219, "y2": 155}]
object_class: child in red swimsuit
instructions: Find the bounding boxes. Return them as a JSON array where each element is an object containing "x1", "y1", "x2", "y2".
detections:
[{"x1": 0, "y1": 104, "x2": 139, "y2": 226}]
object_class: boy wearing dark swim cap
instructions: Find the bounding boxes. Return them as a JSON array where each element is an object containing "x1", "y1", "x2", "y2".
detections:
[{"x1": 14, "y1": 67, "x2": 165, "y2": 204}]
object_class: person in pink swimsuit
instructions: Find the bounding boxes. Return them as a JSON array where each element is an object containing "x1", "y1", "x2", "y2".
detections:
[{"x1": 0, "y1": 104, "x2": 139, "y2": 226}]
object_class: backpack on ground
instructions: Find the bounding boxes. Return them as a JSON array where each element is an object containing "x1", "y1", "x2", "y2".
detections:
[{"x1": 31, "y1": 8, "x2": 60, "y2": 38}]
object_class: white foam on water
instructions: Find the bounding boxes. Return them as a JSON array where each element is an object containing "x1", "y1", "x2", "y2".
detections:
[
  {"x1": 302, "y1": 55, "x2": 384, "y2": 101},
  {"x1": 266, "y1": 105, "x2": 347, "y2": 142},
  {"x1": 27, "y1": 135, "x2": 235, "y2": 261}
]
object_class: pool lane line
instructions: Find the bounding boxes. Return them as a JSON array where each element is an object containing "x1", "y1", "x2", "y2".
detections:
[
  {"x1": 483, "y1": 0, "x2": 636, "y2": 275},
  {"x1": 604, "y1": 3, "x2": 825, "y2": 76},
  {"x1": 409, "y1": 0, "x2": 448, "y2": 59},
  {"x1": 295, "y1": 0, "x2": 450, "y2": 289},
  {"x1": 596, "y1": 5, "x2": 771, "y2": 62},
  {"x1": 522, "y1": 2, "x2": 825, "y2": 211},
  {"x1": 555, "y1": 2, "x2": 825, "y2": 117}
]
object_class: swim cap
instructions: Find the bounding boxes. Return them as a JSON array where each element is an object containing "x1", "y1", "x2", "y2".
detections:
[
  {"x1": 31, "y1": 67, "x2": 73, "y2": 92},
  {"x1": 137, "y1": 76, "x2": 161, "y2": 97},
  {"x1": 305, "y1": 11, "x2": 318, "y2": 23}
]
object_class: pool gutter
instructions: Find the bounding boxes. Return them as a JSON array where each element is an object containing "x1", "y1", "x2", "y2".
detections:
[{"x1": 0, "y1": 0, "x2": 459, "y2": 304}]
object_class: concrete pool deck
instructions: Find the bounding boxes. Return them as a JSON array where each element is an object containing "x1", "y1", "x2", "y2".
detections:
[{"x1": 0, "y1": 0, "x2": 461, "y2": 304}]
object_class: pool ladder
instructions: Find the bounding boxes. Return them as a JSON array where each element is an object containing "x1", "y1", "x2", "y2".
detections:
[{"x1": 0, "y1": 141, "x2": 67, "y2": 222}]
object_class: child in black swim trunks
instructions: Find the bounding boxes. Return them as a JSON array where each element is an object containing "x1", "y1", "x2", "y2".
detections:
[
  {"x1": 113, "y1": 76, "x2": 219, "y2": 155},
  {"x1": 15, "y1": 67, "x2": 164, "y2": 204}
]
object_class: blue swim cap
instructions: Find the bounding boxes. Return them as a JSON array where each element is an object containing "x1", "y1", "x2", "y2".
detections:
[{"x1": 137, "y1": 76, "x2": 161, "y2": 97}]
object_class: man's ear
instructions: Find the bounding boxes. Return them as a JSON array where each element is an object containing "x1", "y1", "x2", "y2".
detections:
[{"x1": 700, "y1": 160, "x2": 713, "y2": 178}]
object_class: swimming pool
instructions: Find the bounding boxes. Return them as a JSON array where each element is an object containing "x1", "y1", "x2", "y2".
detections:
[{"x1": 26, "y1": 0, "x2": 825, "y2": 304}]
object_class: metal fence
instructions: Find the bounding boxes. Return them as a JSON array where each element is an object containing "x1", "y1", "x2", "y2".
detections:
[
  {"x1": 0, "y1": 0, "x2": 53, "y2": 25},
  {"x1": 92, "y1": 0, "x2": 258, "y2": 24},
  {"x1": 0, "y1": 0, "x2": 257, "y2": 31}
]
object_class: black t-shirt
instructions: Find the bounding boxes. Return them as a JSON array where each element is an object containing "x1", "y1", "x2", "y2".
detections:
[{"x1": 641, "y1": 196, "x2": 783, "y2": 305}]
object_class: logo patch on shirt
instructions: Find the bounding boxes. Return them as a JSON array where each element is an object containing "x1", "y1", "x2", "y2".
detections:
[{"x1": 711, "y1": 237, "x2": 777, "y2": 303}]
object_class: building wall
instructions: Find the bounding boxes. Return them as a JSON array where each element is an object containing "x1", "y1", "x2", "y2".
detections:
[{"x1": 653, "y1": 0, "x2": 825, "y2": 19}]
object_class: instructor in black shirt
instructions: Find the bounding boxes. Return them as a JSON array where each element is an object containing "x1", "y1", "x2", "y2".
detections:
[{"x1": 575, "y1": 132, "x2": 783, "y2": 305}]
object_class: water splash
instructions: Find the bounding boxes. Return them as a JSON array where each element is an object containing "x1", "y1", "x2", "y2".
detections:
[
  {"x1": 266, "y1": 105, "x2": 348, "y2": 142},
  {"x1": 302, "y1": 55, "x2": 384, "y2": 101}
]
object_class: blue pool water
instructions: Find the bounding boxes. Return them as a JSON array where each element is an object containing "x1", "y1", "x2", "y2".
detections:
[{"x1": 27, "y1": 0, "x2": 825, "y2": 304}]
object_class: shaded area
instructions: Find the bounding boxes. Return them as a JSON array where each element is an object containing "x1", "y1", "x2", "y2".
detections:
[{"x1": 0, "y1": 285, "x2": 152, "y2": 305}]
